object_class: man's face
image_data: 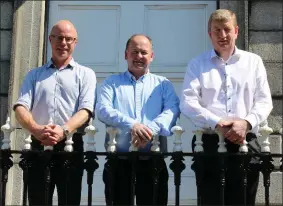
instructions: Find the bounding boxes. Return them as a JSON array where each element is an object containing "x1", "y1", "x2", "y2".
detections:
[
  {"x1": 125, "y1": 36, "x2": 153, "y2": 77},
  {"x1": 49, "y1": 24, "x2": 77, "y2": 62},
  {"x1": 209, "y1": 19, "x2": 238, "y2": 53}
]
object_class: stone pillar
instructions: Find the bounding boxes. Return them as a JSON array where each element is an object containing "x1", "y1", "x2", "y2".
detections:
[{"x1": 6, "y1": 1, "x2": 46, "y2": 205}]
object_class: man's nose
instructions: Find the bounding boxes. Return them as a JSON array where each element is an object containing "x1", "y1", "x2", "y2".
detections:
[
  {"x1": 60, "y1": 37, "x2": 67, "y2": 44},
  {"x1": 136, "y1": 52, "x2": 143, "y2": 58},
  {"x1": 219, "y1": 30, "x2": 227, "y2": 37}
]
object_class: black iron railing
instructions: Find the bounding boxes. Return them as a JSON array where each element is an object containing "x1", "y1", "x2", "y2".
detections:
[
  {"x1": 1, "y1": 118, "x2": 282, "y2": 206},
  {"x1": 0, "y1": 149, "x2": 282, "y2": 206}
]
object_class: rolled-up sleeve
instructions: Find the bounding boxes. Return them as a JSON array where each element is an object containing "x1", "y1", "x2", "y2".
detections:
[
  {"x1": 13, "y1": 70, "x2": 35, "y2": 111},
  {"x1": 78, "y1": 67, "x2": 97, "y2": 114}
]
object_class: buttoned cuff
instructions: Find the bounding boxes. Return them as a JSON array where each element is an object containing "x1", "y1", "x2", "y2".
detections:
[
  {"x1": 78, "y1": 104, "x2": 94, "y2": 113},
  {"x1": 207, "y1": 115, "x2": 222, "y2": 130},
  {"x1": 13, "y1": 102, "x2": 30, "y2": 111},
  {"x1": 147, "y1": 122, "x2": 161, "y2": 136},
  {"x1": 129, "y1": 119, "x2": 139, "y2": 129},
  {"x1": 244, "y1": 114, "x2": 258, "y2": 130}
]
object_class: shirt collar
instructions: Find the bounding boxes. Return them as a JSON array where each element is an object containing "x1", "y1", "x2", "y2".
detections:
[
  {"x1": 125, "y1": 70, "x2": 150, "y2": 83},
  {"x1": 210, "y1": 46, "x2": 241, "y2": 62},
  {"x1": 46, "y1": 58, "x2": 76, "y2": 69}
]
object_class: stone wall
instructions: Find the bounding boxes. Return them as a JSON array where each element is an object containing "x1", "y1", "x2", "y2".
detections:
[
  {"x1": 0, "y1": 1, "x2": 13, "y2": 139},
  {"x1": 249, "y1": 1, "x2": 282, "y2": 204},
  {"x1": 220, "y1": 0, "x2": 282, "y2": 204}
]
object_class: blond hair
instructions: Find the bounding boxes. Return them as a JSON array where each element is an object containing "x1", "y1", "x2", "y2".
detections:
[{"x1": 208, "y1": 9, "x2": 237, "y2": 32}]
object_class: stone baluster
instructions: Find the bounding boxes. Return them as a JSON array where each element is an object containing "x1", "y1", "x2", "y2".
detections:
[
  {"x1": 169, "y1": 124, "x2": 185, "y2": 206},
  {"x1": 239, "y1": 139, "x2": 248, "y2": 153},
  {"x1": 171, "y1": 125, "x2": 184, "y2": 152},
  {"x1": 151, "y1": 134, "x2": 160, "y2": 152},
  {"x1": 64, "y1": 129, "x2": 75, "y2": 153},
  {"x1": 106, "y1": 127, "x2": 118, "y2": 152},
  {"x1": 129, "y1": 132, "x2": 138, "y2": 152},
  {"x1": 216, "y1": 129, "x2": 227, "y2": 153},
  {"x1": 215, "y1": 128, "x2": 227, "y2": 206},
  {"x1": 44, "y1": 118, "x2": 54, "y2": 151},
  {"x1": 84, "y1": 118, "x2": 99, "y2": 206},
  {"x1": 258, "y1": 120, "x2": 274, "y2": 206},
  {"x1": 238, "y1": 123, "x2": 250, "y2": 206},
  {"x1": 20, "y1": 129, "x2": 33, "y2": 206},
  {"x1": 0, "y1": 116, "x2": 14, "y2": 206},
  {"x1": 105, "y1": 127, "x2": 119, "y2": 205},
  {"x1": 84, "y1": 118, "x2": 97, "y2": 152},
  {"x1": 193, "y1": 128, "x2": 204, "y2": 152},
  {"x1": 258, "y1": 120, "x2": 273, "y2": 153},
  {"x1": 1, "y1": 117, "x2": 14, "y2": 150},
  {"x1": 22, "y1": 129, "x2": 32, "y2": 151}
]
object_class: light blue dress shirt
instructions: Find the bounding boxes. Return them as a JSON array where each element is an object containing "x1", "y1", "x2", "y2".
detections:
[
  {"x1": 96, "y1": 71, "x2": 180, "y2": 152},
  {"x1": 14, "y1": 58, "x2": 97, "y2": 131}
]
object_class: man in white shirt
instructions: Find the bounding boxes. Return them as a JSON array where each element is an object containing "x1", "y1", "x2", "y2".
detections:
[{"x1": 180, "y1": 9, "x2": 273, "y2": 206}]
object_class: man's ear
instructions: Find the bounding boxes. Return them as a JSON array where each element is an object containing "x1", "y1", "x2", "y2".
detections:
[
  {"x1": 235, "y1": 26, "x2": 239, "y2": 35},
  {"x1": 208, "y1": 31, "x2": 212, "y2": 39},
  {"x1": 150, "y1": 52, "x2": 154, "y2": 61},
  {"x1": 125, "y1": 51, "x2": 128, "y2": 60}
]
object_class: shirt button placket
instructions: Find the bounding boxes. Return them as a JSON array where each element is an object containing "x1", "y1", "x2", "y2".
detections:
[
  {"x1": 225, "y1": 64, "x2": 233, "y2": 115},
  {"x1": 54, "y1": 71, "x2": 59, "y2": 124},
  {"x1": 135, "y1": 81, "x2": 142, "y2": 122}
]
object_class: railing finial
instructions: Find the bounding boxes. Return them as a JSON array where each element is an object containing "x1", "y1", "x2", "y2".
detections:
[
  {"x1": 1, "y1": 116, "x2": 14, "y2": 149},
  {"x1": 258, "y1": 120, "x2": 273, "y2": 153},
  {"x1": 151, "y1": 134, "x2": 160, "y2": 152},
  {"x1": 215, "y1": 129, "x2": 227, "y2": 153},
  {"x1": 171, "y1": 125, "x2": 184, "y2": 152},
  {"x1": 106, "y1": 127, "x2": 118, "y2": 152},
  {"x1": 84, "y1": 118, "x2": 97, "y2": 152},
  {"x1": 193, "y1": 128, "x2": 204, "y2": 152},
  {"x1": 44, "y1": 117, "x2": 54, "y2": 151}
]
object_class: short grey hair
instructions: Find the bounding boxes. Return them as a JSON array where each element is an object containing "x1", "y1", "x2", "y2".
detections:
[{"x1": 125, "y1": 34, "x2": 153, "y2": 52}]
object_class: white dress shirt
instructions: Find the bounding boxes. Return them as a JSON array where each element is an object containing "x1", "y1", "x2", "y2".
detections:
[{"x1": 180, "y1": 47, "x2": 273, "y2": 133}]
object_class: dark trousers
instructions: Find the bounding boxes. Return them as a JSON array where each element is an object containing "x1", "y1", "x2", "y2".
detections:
[
  {"x1": 27, "y1": 134, "x2": 84, "y2": 206},
  {"x1": 103, "y1": 158, "x2": 169, "y2": 205},
  {"x1": 191, "y1": 133, "x2": 260, "y2": 206}
]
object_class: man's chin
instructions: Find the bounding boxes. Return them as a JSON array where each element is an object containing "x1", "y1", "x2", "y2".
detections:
[
  {"x1": 56, "y1": 55, "x2": 70, "y2": 61},
  {"x1": 133, "y1": 66, "x2": 146, "y2": 70}
]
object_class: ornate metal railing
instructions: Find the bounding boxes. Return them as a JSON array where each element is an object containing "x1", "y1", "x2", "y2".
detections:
[{"x1": 0, "y1": 117, "x2": 282, "y2": 206}]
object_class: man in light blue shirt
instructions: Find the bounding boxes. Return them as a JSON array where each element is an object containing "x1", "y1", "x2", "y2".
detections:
[
  {"x1": 96, "y1": 34, "x2": 180, "y2": 205},
  {"x1": 13, "y1": 20, "x2": 96, "y2": 206}
]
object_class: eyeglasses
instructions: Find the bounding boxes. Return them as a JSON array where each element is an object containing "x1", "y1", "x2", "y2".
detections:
[{"x1": 50, "y1": 35, "x2": 77, "y2": 44}]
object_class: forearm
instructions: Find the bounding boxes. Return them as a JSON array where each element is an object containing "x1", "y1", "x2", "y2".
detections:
[
  {"x1": 147, "y1": 107, "x2": 180, "y2": 136},
  {"x1": 180, "y1": 100, "x2": 222, "y2": 129},
  {"x1": 14, "y1": 105, "x2": 41, "y2": 134},
  {"x1": 96, "y1": 104, "x2": 137, "y2": 129},
  {"x1": 63, "y1": 109, "x2": 90, "y2": 133}
]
